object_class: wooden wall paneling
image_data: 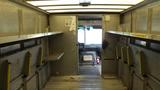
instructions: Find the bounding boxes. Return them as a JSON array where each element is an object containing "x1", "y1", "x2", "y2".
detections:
[
  {"x1": 18, "y1": 9, "x2": 23, "y2": 37},
  {"x1": 132, "y1": 10, "x2": 137, "y2": 33},
  {"x1": 10, "y1": 76, "x2": 23, "y2": 90},
  {"x1": 0, "y1": 50, "x2": 29, "y2": 83},
  {"x1": 25, "y1": 74, "x2": 38, "y2": 90},
  {"x1": 131, "y1": 12, "x2": 133, "y2": 33},
  {"x1": 0, "y1": 1, "x2": 19, "y2": 36},
  {"x1": 37, "y1": 64, "x2": 49, "y2": 89},
  {"x1": 136, "y1": 7, "x2": 148, "y2": 33},
  {"x1": 103, "y1": 14, "x2": 120, "y2": 32},
  {"x1": 147, "y1": 75, "x2": 160, "y2": 90},
  {"x1": 147, "y1": 8, "x2": 152, "y2": 34},
  {"x1": 35, "y1": 15, "x2": 39, "y2": 34},
  {"x1": 0, "y1": 1, "x2": 48, "y2": 37},
  {"x1": 132, "y1": 74, "x2": 144, "y2": 90},
  {"x1": 41, "y1": 38, "x2": 49, "y2": 59},
  {"x1": 124, "y1": 13, "x2": 132, "y2": 32},
  {"x1": 35, "y1": 14, "x2": 48, "y2": 33},
  {"x1": 49, "y1": 15, "x2": 78, "y2": 75},
  {"x1": 151, "y1": 5, "x2": 160, "y2": 34},
  {"x1": 41, "y1": 15, "x2": 48, "y2": 33},
  {"x1": 123, "y1": 15, "x2": 127, "y2": 32},
  {"x1": 22, "y1": 10, "x2": 36, "y2": 34},
  {"x1": 38, "y1": 15, "x2": 41, "y2": 33},
  {"x1": 124, "y1": 14, "x2": 127, "y2": 32}
]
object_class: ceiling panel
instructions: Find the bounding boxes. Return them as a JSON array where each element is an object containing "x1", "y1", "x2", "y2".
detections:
[
  {"x1": 26, "y1": 0, "x2": 144, "y2": 13},
  {"x1": 39, "y1": 5, "x2": 131, "y2": 10},
  {"x1": 47, "y1": 9, "x2": 123, "y2": 13}
]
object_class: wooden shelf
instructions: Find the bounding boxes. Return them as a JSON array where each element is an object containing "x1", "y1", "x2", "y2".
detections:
[
  {"x1": 45, "y1": 52, "x2": 64, "y2": 61},
  {"x1": 0, "y1": 32, "x2": 63, "y2": 45},
  {"x1": 107, "y1": 31, "x2": 160, "y2": 43},
  {"x1": 107, "y1": 31, "x2": 160, "y2": 53}
]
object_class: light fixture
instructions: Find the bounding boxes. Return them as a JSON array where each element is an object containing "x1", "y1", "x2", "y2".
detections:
[
  {"x1": 91, "y1": 0, "x2": 144, "y2": 5},
  {"x1": 47, "y1": 9, "x2": 123, "y2": 13},
  {"x1": 39, "y1": 5, "x2": 131, "y2": 10},
  {"x1": 79, "y1": 0, "x2": 91, "y2": 6},
  {"x1": 27, "y1": 0, "x2": 144, "y2": 6},
  {"x1": 27, "y1": 0, "x2": 79, "y2": 6},
  {"x1": 26, "y1": 0, "x2": 144, "y2": 13}
]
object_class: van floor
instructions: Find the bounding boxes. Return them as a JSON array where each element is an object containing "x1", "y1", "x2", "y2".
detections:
[
  {"x1": 43, "y1": 75, "x2": 126, "y2": 90},
  {"x1": 79, "y1": 64, "x2": 101, "y2": 75},
  {"x1": 43, "y1": 65, "x2": 127, "y2": 90}
]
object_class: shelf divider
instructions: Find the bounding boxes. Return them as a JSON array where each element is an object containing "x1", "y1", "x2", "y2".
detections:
[{"x1": 45, "y1": 52, "x2": 64, "y2": 61}]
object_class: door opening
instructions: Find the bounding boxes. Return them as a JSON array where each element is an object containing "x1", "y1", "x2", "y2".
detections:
[{"x1": 77, "y1": 15, "x2": 102, "y2": 75}]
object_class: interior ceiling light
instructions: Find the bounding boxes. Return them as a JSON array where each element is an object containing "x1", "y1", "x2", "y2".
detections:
[
  {"x1": 47, "y1": 9, "x2": 123, "y2": 13},
  {"x1": 91, "y1": 0, "x2": 144, "y2": 5},
  {"x1": 27, "y1": 0, "x2": 79, "y2": 6},
  {"x1": 27, "y1": 0, "x2": 144, "y2": 6},
  {"x1": 39, "y1": 5, "x2": 131, "y2": 10},
  {"x1": 26, "y1": 0, "x2": 144, "y2": 13}
]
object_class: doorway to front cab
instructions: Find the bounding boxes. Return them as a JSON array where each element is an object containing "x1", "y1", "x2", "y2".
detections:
[{"x1": 77, "y1": 15, "x2": 102, "y2": 75}]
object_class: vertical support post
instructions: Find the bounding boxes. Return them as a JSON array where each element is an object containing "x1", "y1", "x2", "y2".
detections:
[
  {"x1": 23, "y1": 52, "x2": 31, "y2": 78},
  {"x1": 139, "y1": 51, "x2": 146, "y2": 76},
  {"x1": 0, "y1": 60, "x2": 11, "y2": 90},
  {"x1": 127, "y1": 46, "x2": 133, "y2": 66},
  {"x1": 18, "y1": 9, "x2": 23, "y2": 37},
  {"x1": 37, "y1": 47, "x2": 44, "y2": 67},
  {"x1": 121, "y1": 47, "x2": 127, "y2": 64},
  {"x1": 115, "y1": 47, "x2": 119, "y2": 60}
]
